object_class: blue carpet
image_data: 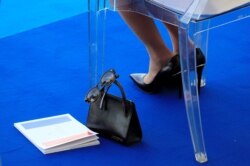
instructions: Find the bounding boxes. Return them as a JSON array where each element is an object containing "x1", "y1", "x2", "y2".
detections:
[{"x1": 0, "y1": 10, "x2": 250, "y2": 166}]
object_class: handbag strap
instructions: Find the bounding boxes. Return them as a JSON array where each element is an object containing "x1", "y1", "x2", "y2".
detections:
[{"x1": 99, "y1": 80, "x2": 128, "y2": 115}]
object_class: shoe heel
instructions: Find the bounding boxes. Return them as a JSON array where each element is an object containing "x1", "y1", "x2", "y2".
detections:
[
  {"x1": 177, "y1": 65, "x2": 204, "y2": 98},
  {"x1": 177, "y1": 76, "x2": 183, "y2": 98},
  {"x1": 197, "y1": 66, "x2": 204, "y2": 94}
]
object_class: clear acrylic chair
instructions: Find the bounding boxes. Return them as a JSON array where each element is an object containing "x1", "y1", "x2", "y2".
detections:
[{"x1": 88, "y1": 0, "x2": 250, "y2": 163}]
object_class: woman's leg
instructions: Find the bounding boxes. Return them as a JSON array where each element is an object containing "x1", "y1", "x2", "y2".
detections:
[
  {"x1": 163, "y1": 22, "x2": 195, "y2": 55},
  {"x1": 119, "y1": 11, "x2": 174, "y2": 84},
  {"x1": 163, "y1": 23, "x2": 179, "y2": 55}
]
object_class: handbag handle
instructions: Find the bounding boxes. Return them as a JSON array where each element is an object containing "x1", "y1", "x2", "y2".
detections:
[{"x1": 99, "y1": 80, "x2": 128, "y2": 115}]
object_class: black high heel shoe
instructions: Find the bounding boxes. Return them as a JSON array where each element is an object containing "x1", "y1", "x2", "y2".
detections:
[
  {"x1": 130, "y1": 48, "x2": 206, "y2": 93},
  {"x1": 130, "y1": 55, "x2": 179, "y2": 93},
  {"x1": 129, "y1": 73, "x2": 161, "y2": 93}
]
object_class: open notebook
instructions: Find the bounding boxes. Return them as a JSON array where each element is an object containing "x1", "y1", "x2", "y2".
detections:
[{"x1": 14, "y1": 114, "x2": 99, "y2": 154}]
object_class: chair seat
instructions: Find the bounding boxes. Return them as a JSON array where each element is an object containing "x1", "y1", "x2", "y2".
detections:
[{"x1": 148, "y1": 0, "x2": 249, "y2": 19}]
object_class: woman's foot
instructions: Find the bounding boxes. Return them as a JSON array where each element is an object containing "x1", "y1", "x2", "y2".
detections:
[
  {"x1": 143, "y1": 47, "x2": 174, "y2": 84},
  {"x1": 143, "y1": 59, "x2": 166, "y2": 84},
  {"x1": 130, "y1": 54, "x2": 179, "y2": 93},
  {"x1": 130, "y1": 48, "x2": 206, "y2": 93}
]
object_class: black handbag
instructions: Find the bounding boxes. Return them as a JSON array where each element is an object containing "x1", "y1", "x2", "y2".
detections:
[{"x1": 85, "y1": 69, "x2": 142, "y2": 145}]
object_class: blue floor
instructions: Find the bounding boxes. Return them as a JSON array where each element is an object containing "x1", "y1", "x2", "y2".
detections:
[{"x1": 1, "y1": 2, "x2": 250, "y2": 166}]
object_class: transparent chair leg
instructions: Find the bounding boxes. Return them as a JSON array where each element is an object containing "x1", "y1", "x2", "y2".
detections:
[
  {"x1": 179, "y1": 25, "x2": 208, "y2": 163},
  {"x1": 88, "y1": 1, "x2": 106, "y2": 87}
]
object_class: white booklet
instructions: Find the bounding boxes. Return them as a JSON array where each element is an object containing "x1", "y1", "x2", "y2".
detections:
[{"x1": 14, "y1": 114, "x2": 99, "y2": 154}]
